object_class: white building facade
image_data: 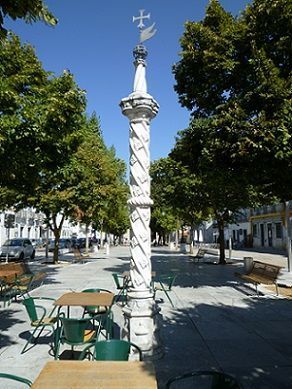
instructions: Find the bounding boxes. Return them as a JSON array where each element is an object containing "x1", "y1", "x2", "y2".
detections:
[
  {"x1": 250, "y1": 202, "x2": 291, "y2": 250},
  {"x1": 0, "y1": 208, "x2": 88, "y2": 246},
  {"x1": 205, "y1": 202, "x2": 292, "y2": 250}
]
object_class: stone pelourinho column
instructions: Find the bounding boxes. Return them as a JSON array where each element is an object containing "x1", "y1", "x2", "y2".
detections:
[{"x1": 120, "y1": 43, "x2": 162, "y2": 359}]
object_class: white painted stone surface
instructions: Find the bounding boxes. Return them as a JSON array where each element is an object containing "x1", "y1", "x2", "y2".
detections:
[{"x1": 120, "y1": 44, "x2": 162, "y2": 359}]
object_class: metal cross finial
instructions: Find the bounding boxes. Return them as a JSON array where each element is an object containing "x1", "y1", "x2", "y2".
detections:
[{"x1": 133, "y1": 9, "x2": 150, "y2": 29}]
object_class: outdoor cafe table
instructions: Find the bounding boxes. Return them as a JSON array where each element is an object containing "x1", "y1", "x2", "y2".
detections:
[
  {"x1": 31, "y1": 360, "x2": 157, "y2": 388},
  {"x1": 54, "y1": 292, "x2": 114, "y2": 316}
]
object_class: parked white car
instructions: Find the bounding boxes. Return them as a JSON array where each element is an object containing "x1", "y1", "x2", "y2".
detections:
[{"x1": 0, "y1": 238, "x2": 35, "y2": 262}]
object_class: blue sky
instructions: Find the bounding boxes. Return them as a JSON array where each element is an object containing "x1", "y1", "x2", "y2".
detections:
[{"x1": 5, "y1": 0, "x2": 251, "y2": 165}]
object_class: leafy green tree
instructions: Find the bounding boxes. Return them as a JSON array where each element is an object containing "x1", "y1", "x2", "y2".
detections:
[
  {"x1": 0, "y1": 33, "x2": 129, "y2": 262},
  {"x1": 104, "y1": 198, "x2": 129, "y2": 243},
  {"x1": 0, "y1": 0, "x2": 57, "y2": 39},
  {"x1": 95, "y1": 146, "x2": 129, "y2": 241},
  {"x1": 67, "y1": 115, "x2": 129, "y2": 247},
  {"x1": 170, "y1": 118, "x2": 261, "y2": 263},
  {"x1": 150, "y1": 158, "x2": 178, "y2": 246},
  {"x1": 150, "y1": 158, "x2": 208, "y2": 248},
  {"x1": 173, "y1": 0, "x2": 291, "y2": 201},
  {"x1": 172, "y1": 0, "x2": 292, "y2": 262},
  {"x1": 30, "y1": 71, "x2": 86, "y2": 262},
  {"x1": 0, "y1": 35, "x2": 89, "y2": 262},
  {"x1": 0, "y1": 34, "x2": 49, "y2": 208},
  {"x1": 173, "y1": 0, "x2": 236, "y2": 116},
  {"x1": 150, "y1": 207, "x2": 178, "y2": 246}
]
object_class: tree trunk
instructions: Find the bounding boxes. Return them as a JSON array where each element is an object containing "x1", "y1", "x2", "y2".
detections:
[
  {"x1": 284, "y1": 201, "x2": 292, "y2": 272},
  {"x1": 45, "y1": 228, "x2": 49, "y2": 259},
  {"x1": 100, "y1": 223, "x2": 104, "y2": 247},
  {"x1": 217, "y1": 218, "x2": 226, "y2": 265},
  {"x1": 53, "y1": 230, "x2": 60, "y2": 264},
  {"x1": 85, "y1": 224, "x2": 89, "y2": 254},
  {"x1": 47, "y1": 213, "x2": 65, "y2": 264},
  {"x1": 189, "y1": 227, "x2": 194, "y2": 254},
  {"x1": 175, "y1": 229, "x2": 179, "y2": 250}
]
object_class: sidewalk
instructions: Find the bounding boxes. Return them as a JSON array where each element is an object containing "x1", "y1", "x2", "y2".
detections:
[
  {"x1": 229, "y1": 247, "x2": 292, "y2": 286},
  {"x1": 1, "y1": 246, "x2": 292, "y2": 388},
  {"x1": 189, "y1": 245, "x2": 292, "y2": 286}
]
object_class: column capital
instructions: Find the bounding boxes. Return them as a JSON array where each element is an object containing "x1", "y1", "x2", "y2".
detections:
[{"x1": 120, "y1": 93, "x2": 159, "y2": 121}]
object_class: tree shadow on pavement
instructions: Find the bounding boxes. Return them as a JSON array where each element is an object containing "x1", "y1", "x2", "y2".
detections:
[
  {"x1": 0, "y1": 309, "x2": 25, "y2": 348},
  {"x1": 151, "y1": 251, "x2": 250, "y2": 290},
  {"x1": 154, "y1": 299, "x2": 292, "y2": 389},
  {"x1": 152, "y1": 248, "x2": 181, "y2": 256},
  {"x1": 103, "y1": 263, "x2": 132, "y2": 275}
]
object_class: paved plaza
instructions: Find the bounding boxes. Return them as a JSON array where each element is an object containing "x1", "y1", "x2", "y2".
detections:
[{"x1": 1, "y1": 245, "x2": 292, "y2": 388}]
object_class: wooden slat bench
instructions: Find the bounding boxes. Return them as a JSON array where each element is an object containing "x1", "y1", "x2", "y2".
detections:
[
  {"x1": 192, "y1": 247, "x2": 219, "y2": 262},
  {"x1": 73, "y1": 248, "x2": 85, "y2": 264},
  {"x1": 235, "y1": 261, "x2": 282, "y2": 295},
  {"x1": 0, "y1": 262, "x2": 45, "y2": 284},
  {"x1": 0, "y1": 262, "x2": 45, "y2": 306}
]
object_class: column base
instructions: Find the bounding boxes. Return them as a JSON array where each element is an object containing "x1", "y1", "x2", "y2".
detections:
[{"x1": 122, "y1": 288, "x2": 164, "y2": 360}]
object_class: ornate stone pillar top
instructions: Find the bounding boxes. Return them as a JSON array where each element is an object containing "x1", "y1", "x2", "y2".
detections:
[
  {"x1": 130, "y1": 9, "x2": 157, "y2": 97},
  {"x1": 133, "y1": 44, "x2": 147, "y2": 94}
]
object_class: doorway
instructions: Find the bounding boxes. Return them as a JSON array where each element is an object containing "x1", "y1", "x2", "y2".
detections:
[
  {"x1": 260, "y1": 224, "x2": 265, "y2": 247},
  {"x1": 267, "y1": 223, "x2": 273, "y2": 247},
  {"x1": 243, "y1": 229, "x2": 247, "y2": 246}
]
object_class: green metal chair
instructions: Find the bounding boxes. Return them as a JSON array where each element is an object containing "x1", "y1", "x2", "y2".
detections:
[
  {"x1": 0, "y1": 373, "x2": 32, "y2": 387},
  {"x1": 81, "y1": 288, "x2": 114, "y2": 339},
  {"x1": 153, "y1": 274, "x2": 177, "y2": 307},
  {"x1": 54, "y1": 315, "x2": 99, "y2": 360},
  {"x1": 112, "y1": 273, "x2": 128, "y2": 305},
  {"x1": 79, "y1": 339, "x2": 142, "y2": 361},
  {"x1": 81, "y1": 288, "x2": 112, "y2": 315},
  {"x1": 21, "y1": 297, "x2": 58, "y2": 354},
  {"x1": 166, "y1": 370, "x2": 243, "y2": 388}
]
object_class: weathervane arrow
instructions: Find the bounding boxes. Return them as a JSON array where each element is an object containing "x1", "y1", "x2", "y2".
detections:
[{"x1": 140, "y1": 23, "x2": 157, "y2": 43}]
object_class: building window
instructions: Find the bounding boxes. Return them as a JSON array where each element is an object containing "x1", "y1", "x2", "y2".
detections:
[
  {"x1": 252, "y1": 224, "x2": 258, "y2": 237},
  {"x1": 275, "y1": 223, "x2": 282, "y2": 239}
]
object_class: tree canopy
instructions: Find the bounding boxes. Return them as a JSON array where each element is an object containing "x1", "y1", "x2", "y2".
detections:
[
  {"x1": 170, "y1": 0, "x2": 292, "y2": 262},
  {"x1": 68, "y1": 115, "x2": 129, "y2": 238},
  {"x1": 0, "y1": 34, "x2": 49, "y2": 207},
  {"x1": 0, "y1": 0, "x2": 57, "y2": 39},
  {"x1": 150, "y1": 157, "x2": 210, "y2": 248},
  {"x1": 174, "y1": 0, "x2": 291, "y2": 118},
  {"x1": 0, "y1": 33, "x2": 129, "y2": 262},
  {"x1": 150, "y1": 157, "x2": 208, "y2": 227}
]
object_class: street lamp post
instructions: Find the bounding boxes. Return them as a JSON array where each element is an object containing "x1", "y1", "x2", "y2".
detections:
[
  {"x1": 285, "y1": 201, "x2": 292, "y2": 272},
  {"x1": 120, "y1": 10, "x2": 162, "y2": 359}
]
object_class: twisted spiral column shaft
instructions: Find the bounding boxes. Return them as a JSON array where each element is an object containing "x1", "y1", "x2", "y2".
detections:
[{"x1": 128, "y1": 118, "x2": 152, "y2": 289}]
